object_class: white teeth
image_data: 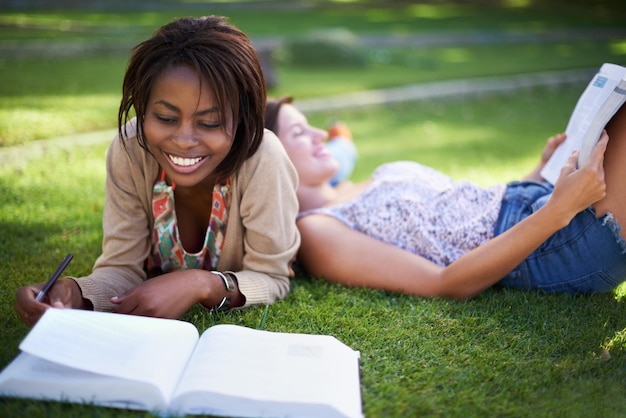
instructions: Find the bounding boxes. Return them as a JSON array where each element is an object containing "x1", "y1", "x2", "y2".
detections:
[{"x1": 168, "y1": 154, "x2": 203, "y2": 167}]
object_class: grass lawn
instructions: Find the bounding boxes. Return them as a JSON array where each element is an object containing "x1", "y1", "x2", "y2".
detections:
[
  {"x1": 2, "y1": 2, "x2": 626, "y2": 417},
  {"x1": 1, "y1": 1, "x2": 626, "y2": 146},
  {"x1": 2, "y1": 84, "x2": 626, "y2": 417}
]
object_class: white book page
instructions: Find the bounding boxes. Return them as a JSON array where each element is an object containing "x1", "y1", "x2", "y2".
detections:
[
  {"x1": 577, "y1": 78, "x2": 626, "y2": 164},
  {"x1": 171, "y1": 325, "x2": 362, "y2": 418},
  {"x1": 540, "y1": 63, "x2": 626, "y2": 184},
  {"x1": 0, "y1": 352, "x2": 167, "y2": 411},
  {"x1": 18, "y1": 309, "x2": 199, "y2": 403}
]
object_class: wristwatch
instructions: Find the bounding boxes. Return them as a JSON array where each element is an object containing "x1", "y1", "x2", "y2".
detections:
[{"x1": 210, "y1": 271, "x2": 236, "y2": 312}]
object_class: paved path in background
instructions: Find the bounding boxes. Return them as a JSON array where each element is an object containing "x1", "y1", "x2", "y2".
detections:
[
  {"x1": 2, "y1": 23, "x2": 619, "y2": 167},
  {"x1": 297, "y1": 67, "x2": 593, "y2": 113},
  {"x1": 0, "y1": 67, "x2": 595, "y2": 169},
  {"x1": 4, "y1": 28, "x2": 626, "y2": 58}
]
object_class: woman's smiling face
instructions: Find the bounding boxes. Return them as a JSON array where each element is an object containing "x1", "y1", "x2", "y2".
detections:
[
  {"x1": 276, "y1": 103, "x2": 339, "y2": 187},
  {"x1": 143, "y1": 64, "x2": 234, "y2": 188}
]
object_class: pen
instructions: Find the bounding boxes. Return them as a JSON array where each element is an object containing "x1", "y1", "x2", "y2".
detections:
[{"x1": 35, "y1": 253, "x2": 73, "y2": 303}]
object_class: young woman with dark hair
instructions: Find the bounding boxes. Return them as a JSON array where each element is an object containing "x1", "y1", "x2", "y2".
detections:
[{"x1": 15, "y1": 17, "x2": 300, "y2": 326}]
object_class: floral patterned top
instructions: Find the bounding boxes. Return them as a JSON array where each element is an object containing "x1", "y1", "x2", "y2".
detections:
[
  {"x1": 147, "y1": 171, "x2": 231, "y2": 275},
  {"x1": 299, "y1": 161, "x2": 506, "y2": 266}
]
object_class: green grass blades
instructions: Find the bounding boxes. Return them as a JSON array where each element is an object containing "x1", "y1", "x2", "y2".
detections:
[{"x1": 2, "y1": 88, "x2": 626, "y2": 417}]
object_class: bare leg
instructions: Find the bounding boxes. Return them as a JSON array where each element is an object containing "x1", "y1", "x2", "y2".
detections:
[{"x1": 593, "y1": 103, "x2": 626, "y2": 238}]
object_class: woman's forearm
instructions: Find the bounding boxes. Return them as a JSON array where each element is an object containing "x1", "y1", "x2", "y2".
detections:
[{"x1": 438, "y1": 200, "x2": 570, "y2": 299}]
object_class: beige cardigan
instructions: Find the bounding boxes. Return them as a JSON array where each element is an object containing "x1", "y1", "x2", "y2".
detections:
[{"x1": 75, "y1": 124, "x2": 300, "y2": 311}]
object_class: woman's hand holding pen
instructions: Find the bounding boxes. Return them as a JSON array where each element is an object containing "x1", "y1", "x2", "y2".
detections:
[
  {"x1": 15, "y1": 253, "x2": 92, "y2": 327},
  {"x1": 14, "y1": 277, "x2": 89, "y2": 327}
]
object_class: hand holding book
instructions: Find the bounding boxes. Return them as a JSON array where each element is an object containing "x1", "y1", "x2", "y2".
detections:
[{"x1": 540, "y1": 63, "x2": 626, "y2": 184}]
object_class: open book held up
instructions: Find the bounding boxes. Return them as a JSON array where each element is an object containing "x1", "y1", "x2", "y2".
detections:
[
  {"x1": 540, "y1": 63, "x2": 626, "y2": 184},
  {"x1": 0, "y1": 309, "x2": 363, "y2": 418}
]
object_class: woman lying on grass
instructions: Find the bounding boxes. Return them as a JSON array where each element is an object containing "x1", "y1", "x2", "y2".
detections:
[
  {"x1": 265, "y1": 97, "x2": 626, "y2": 299},
  {"x1": 14, "y1": 17, "x2": 300, "y2": 327}
]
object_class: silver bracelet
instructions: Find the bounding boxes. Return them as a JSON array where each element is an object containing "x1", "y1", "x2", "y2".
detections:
[{"x1": 209, "y1": 271, "x2": 236, "y2": 312}]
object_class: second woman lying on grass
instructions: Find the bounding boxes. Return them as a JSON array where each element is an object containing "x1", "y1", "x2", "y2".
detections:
[{"x1": 265, "y1": 96, "x2": 626, "y2": 299}]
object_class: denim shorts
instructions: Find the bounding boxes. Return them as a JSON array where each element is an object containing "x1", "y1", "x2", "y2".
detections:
[{"x1": 493, "y1": 181, "x2": 626, "y2": 294}]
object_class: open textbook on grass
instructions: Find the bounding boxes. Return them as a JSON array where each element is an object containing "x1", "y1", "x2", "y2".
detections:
[
  {"x1": 0, "y1": 309, "x2": 363, "y2": 418},
  {"x1": 540, "y1": 62, "x2": 626, "y2": 184}
]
